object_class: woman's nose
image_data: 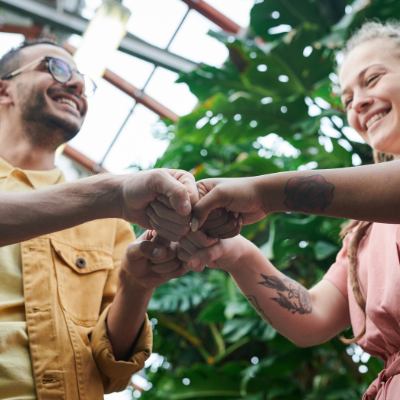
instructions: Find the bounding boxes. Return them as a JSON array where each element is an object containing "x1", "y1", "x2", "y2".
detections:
[{"x1": 353, "y1": 91, "x2": 374, "y2": 114}]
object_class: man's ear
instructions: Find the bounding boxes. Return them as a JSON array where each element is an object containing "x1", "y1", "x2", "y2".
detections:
[{"x1": 0, "y1": 80, "x2": 13, "y2": 107}]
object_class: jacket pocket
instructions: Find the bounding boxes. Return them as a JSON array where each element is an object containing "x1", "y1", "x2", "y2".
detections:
[{"x1": 51, "y1": 239, "x2": 114, "y2": 326}]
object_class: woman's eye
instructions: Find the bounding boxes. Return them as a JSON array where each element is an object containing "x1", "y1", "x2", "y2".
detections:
[
  {"x1": 345, "y1": 99, "x2": 353, "y2": 109},
  {"x1": 367, "y1": 75, "x2": 379, "y2": 85}
]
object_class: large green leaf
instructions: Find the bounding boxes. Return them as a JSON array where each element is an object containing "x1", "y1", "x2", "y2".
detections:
[{"x1": 250, "y1": 0, "x2": 330, "y2": 42}]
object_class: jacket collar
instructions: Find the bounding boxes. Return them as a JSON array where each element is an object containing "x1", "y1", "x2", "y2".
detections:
[{"x1": 0, "y1": 156, "x2": 65, "y2": 188}]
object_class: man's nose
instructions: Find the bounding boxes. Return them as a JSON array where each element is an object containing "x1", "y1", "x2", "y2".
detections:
[{"x1": 65, "y1": 71, "x2": 85, "y2": 96}]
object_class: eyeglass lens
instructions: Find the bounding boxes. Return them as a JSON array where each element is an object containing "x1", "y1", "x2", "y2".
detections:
[
  {"x1": 49, "y1": 58, "x2": 96, "y2": 98},
  {"x1": 49, "y1": 58, "x2": 71, "y2": 83}
]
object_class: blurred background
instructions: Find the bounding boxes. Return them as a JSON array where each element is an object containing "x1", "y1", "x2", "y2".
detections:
[{"x1": 1, "y1": 0, "x2": 399, "y2": 399}]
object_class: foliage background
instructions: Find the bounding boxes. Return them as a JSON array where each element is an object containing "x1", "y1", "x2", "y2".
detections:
[{"x1": 133, "y1": 0, "x2": 400, "y2": 398}]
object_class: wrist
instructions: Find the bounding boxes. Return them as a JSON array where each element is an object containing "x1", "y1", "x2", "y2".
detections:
[
  {"x1": 223, "y1": 236, "x2": 253, "y2": 274},
  {"x1": 118, "y1": 267, "x2": 155, "y2": 296},
  {"x1": 253, "y1": 173, "x2": 285, "y2": 214},
  {"x1": 226, "y1": 240, "x2": 261, "y2": 278},
  {"x1": 81, "y1": 174, "x2": 126, "y2": 220}
]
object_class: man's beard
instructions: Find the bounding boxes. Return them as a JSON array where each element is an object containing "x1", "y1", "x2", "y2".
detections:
[{"x1": 17, "y1": 83, "x2": 82, "y2": 151}]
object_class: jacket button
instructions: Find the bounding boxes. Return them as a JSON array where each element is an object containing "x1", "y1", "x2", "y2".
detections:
[{"x1": 76, "y1": 258, "x2": 86, "y2": 268}]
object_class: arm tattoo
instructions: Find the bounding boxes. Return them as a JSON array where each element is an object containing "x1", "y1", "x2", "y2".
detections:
[
  {"x1": 258, "y1": 275, "x2": 312, "y2": 315},
  {"x1": 246, "y1": 295, "x2": 273, "y2": 325},
  {"x1": 284, "y1": 174, "x2": 334, "y2": 213}
]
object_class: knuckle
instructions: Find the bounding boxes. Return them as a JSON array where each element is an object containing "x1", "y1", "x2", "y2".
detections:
[
  {"x1": 177, "y1": 248, "x2": 186, "y2": 260},
  {"x1": 138, "y1": 240, "x2": 149, "y2": 253},
  {"x1": 206, "y1": 236, "x2": 218, "y2": 246},
  {"x1": 151, "y1": 169, "x2": 168, "y2": 186},
  {"x1": 171, "y1": 232, "x2": 182, "y2": 242},
  {"x1": 199, "y1": 237, "x2": 210, "y2": 247},
  {"x1": 205, "y1": 248, "x2": 216, "y2": 263},
  {"x1": 214, "y1": 208, "x2": 224, "y2": 218},
  {"x1": 226, "y1": 218, "x2": 238, "y2": 230},
  {"x1": 178, "y1": 225, "x2": 190, "y2": 236},
  {"x1": 182, "y1": 262, "x2": 190, "y2": 271},
  {"x1": 126, "y1": 241, "x2": 146, "y2": 258},
  {"x1": 125, "y1": 242, "x2": 137, "y2": 258},
  {"x1": 221, "y1": 214, "x2": 229, "y2": 224},
  {"x1": 157, "y1": 169, "x2": 170, "y2": 178},
  {"x1": 179, "y1": 236, "x2": 187, "y2": 246}
]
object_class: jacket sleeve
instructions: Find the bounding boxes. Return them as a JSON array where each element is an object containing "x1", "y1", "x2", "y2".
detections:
[{"x1": 90, "y1": 219, "x2": 153, "y2": 393}]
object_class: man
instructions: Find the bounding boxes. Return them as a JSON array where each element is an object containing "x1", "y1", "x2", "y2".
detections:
[{"x1": 0, "y1": 38, "x2": 197, "y2": 399}]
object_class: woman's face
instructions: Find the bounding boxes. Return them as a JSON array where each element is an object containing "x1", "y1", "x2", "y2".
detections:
[{"x1": 340, "y1": 38, "x2": 400, "y2": 157}]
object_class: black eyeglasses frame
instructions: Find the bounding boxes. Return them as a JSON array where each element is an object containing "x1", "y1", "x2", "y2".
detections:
[{"x1": 1, "y1": 56, "x2": 97, "y2": 98}]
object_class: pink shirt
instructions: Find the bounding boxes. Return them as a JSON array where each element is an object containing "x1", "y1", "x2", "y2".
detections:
[{"x1": 325, "y1": 223, "x2": 400, "y2": 399}]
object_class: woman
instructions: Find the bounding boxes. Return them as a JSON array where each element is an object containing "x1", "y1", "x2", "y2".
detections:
[{"x1": 148, "y1": 21, "x2": 400, "y2": 399}]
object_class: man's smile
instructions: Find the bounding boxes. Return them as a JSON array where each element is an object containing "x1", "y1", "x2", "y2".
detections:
[{"x1": 55, "y1": 97, "x2": 78, "y2": 111}]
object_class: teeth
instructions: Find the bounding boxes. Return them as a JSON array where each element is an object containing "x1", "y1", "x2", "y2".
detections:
[
  {"x1": 366, "y1": 111, "x2": 388, "y2": 129},
  {"x1": 56, "y1": 98, "x2": 77, "y2": 110}
]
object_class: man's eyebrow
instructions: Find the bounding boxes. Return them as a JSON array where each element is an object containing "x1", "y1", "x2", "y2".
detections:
[{"x1": 340, "y1": 63, "x2": 385, "y2": 97}]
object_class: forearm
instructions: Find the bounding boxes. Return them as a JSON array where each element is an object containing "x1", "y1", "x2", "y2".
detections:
[
  {"x1": 261, "y1": 160, "x2": 400, "y2": 223},
  {"x1": 0, "y1": 174, "x2": 123, "y2": 246},
  {"x1": 106, "y1": 270, "x2": 154, "y2": 361},
  {"x1": 227, "y1": 238, "x2": 349, "y2": 347}
]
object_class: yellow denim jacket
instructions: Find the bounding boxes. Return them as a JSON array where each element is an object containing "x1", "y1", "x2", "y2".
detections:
[{"x1": 0, "y1": 157, "x2": 152, "y2": 400}]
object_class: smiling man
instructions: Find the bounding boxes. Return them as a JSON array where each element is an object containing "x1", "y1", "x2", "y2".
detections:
[{"x1": 0, "y1": 39, "x2": 196, "y2": 400}]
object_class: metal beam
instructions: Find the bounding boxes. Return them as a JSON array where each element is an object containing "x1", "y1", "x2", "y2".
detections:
[
  {"x1": 63, "y1": 144, "x2": 108, "y2": 174},
  {"x1": 0, "y1": 24, "x2": 42, "y2": 38},
  {"x1": 63, "y1": 42, "x2": 179, "y2": 121},
  {"x1": 181, "y1": 0, "x2": 242, "y2": 34},
  {"x1": 0, "y1": 0, "x2": 199, "y2": 73}
]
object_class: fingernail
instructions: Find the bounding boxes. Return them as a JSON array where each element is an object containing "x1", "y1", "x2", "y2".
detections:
[
  {"x1": 238, "y1": 216, "x2": 243, "y2": 226},
  {"x1": 191, "y1": 217, "x2": 199, "y2": 232},
  {"x1": 191, "y1": 258, "x2": 200, "y2": 269},
  {"x1": 180, "y1": 200, "x2": 191, "y2": 214},
  {"x1": 152, "y1": 248, "x2": 163, "y2": 258},
  {"x1": 233, "y1": 212, "x2": 239, "y2": 219}
]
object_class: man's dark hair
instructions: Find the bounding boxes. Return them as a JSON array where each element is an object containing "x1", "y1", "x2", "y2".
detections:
[{"x1": 0, "y1": 38, "x2": 60, "y2": 78}]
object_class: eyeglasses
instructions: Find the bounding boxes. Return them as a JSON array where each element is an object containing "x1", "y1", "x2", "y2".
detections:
[{"x1": 1, "y1": 56, "x2": 97, "y2": 98}]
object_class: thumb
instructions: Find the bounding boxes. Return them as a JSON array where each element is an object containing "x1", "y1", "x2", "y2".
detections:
[
  {"x1": 174, "y1": 169, "x2": 199, "y2": 206},
  {"x1": 152, "y1": 170, "x2": 192, "y2": 216},
  {"x1": 124, "y1": 239, "x2": 167, "y2": 262},
  {"x1": 191, "y1": 187, "x2": 228, "y2": 232},
  {"x1": 187, "y1": 243, "x2": 223, "y2": 271}
]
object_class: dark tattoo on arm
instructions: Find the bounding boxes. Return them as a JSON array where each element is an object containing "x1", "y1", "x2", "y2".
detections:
[
  {"x1": 284, "y1": 174, "x2": 335, "y2": 213},
  {"x1": 246, "y1": 295, "x2": 273, "y2": 325},
  {"x1": 258, "y1": 275, "x2": 312, "y2": 315}
]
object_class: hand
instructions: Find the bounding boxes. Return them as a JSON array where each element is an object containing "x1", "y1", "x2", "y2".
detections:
[
  {"x1": 146, "y1": 195, "x2": 192, "y2": 242},
  {"x1": 200, "y1": 208, "x2": 241, "y2": 238},
  {"x1": 148, "y1": 196, "x2": 240, "y2": 240},
  {"x1": 177, "y1": 230, "x2": 218, "y2": 270},
  {"x1": 120, "y1": 169, "x2": 198, "y2": 230},
  {"x1": 177, "y1": 230, "x2": 245, "y2": 272},
  {"x1": 192, "y1": 177, "x2": 267, "y2": 233},
  {"x1": 119, "y1": 230, "x2": 186, "y2": 291}
]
